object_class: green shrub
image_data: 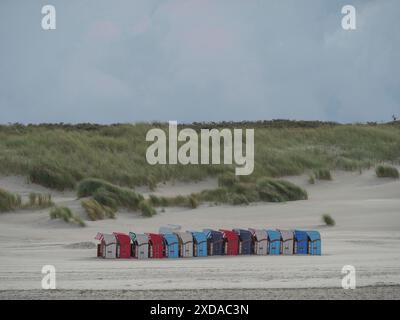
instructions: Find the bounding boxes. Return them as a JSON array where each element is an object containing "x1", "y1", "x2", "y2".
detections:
[
  {"x1": 218, "y1": 173, "x2": 238, "y2": 188},
  {"x1": 0, "y1": 188, "x2": 22, "y2": 212},
  {"x1": 148, "y1": 194, "x2": 159, "y2": 206},
  {"x1": 198, "y1": 188, "x2": 230, "y2": 203},
  {"x1": 375, "y1": 165, "x2": 399, "y2": 178},
  {"x1": 314, "y1": 169, "x2": 332, "y2": 181},
  {"x1": 256, "y1": 179, "x2": 286, "y2": 202},
  {"x1": 232, "y1": 183, "x2": 260, "y2": 202},
  {"x1": 29, "y1": 165, "x2": 76, "y2": 190},
  {"x1": 77, "y1": 178, "x2": 143, "y2": 210},
  {"x1": 27, "y1": 192, "x2": 53, "y2": 208},
  {"x1": 308, "y1": 174, "x2": 316, "y2": 184},
  {"x1": 29, "y1": 192, "x2": 37, "y2": 206},
  {"x1": 1, "y1": 122, "x2": 400, "y2": 190},
  {"x1": 149, "y1": 194, "x2": 198, "y2": 209},
  {"x1": 50, "y1": 206, "x2": 72, "y2": 221},
  {"x1": 16, "y1": 194, "x2": 22, "y2": 207},
  {"x1": 188, "y1": 195, "x2": 199, "y2": 208},
  {"x1": 147, "y1": 175, "x2": 157, "y2": 191},
  {"x1": 92, "y1": 187, "x2": 119, "y2": 210},
  {"x1": 139, "y1": 200, "x2": 157, "y2": 217},
  {"x1": 148, "y1": 194, "x2": 168, "y2": 207},
  {"x1": 49, "y1": 206, "x2": 86, "y2": 227},
  {"x1": 230, "y1": 193, "x2": 249, "y2": 205},
  {"x1": 322, "y1": 214, "x2": 335, "y2": 226},
  {"x1": 166, "y1": 195, "x2": 187, "y2": 207},
  {"x1": 256, "y1": 178, "x2": 308, "y2": 202},
  {"x1": 81, "y1": 198, "x2": 116, "y2": 221}
]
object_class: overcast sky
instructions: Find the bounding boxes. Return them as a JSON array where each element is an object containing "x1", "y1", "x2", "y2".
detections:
[{"x1": 0, "y1": 0, "x2": 399, "y2": 124}]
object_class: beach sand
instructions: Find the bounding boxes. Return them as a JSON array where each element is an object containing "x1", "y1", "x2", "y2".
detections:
[{"x1": 0, "y1": 169, "x2": 399, "y2": 299}]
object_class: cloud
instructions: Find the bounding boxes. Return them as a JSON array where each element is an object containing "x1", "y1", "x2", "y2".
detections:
[
  {"x1": 0, "y1": 0, "x2": 399, "y2": 123},
  {"x1": 87, "y1": 21, "x2": 121, "y2": 42}
]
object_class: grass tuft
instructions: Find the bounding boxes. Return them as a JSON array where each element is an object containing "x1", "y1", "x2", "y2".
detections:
[
  {"x1": 314, "y1": 169, "x2": 332, "y2": 181},
  {"x1": 1, "y1": 122, "x2": 400, "y2": 191},
  {"x1": 218, "y1": 173, "x2": 238, "y2": 188},
  {"x1": 0, "y1": 188, "x2": 22, "y2": 212},
  {"x1": 29, "y1": 165, "x2": 76, "y2": 190},
  {"x1": 27, "y1": 192, "x2": 53, "y2": 208},
  {"x1": 188, "y1": 195, "x2": 199, "y2": 208},
  {"x1": 139, "y1": 200, "x2": 157, "y2": 217},
  {"x1": 77, "y1": 178, "x2": 143, "y2": 210},
  {"x1": 322, "y1": 214, "x2": 336, "y2": 226},
  {"x1": 49, "y1": 206, "x2": 86, "y2": 227},
  {"x1": 375, "y1": 165, "x2": 399, "y2": 178},
  {"x1": 256, "y1": 178, "x2": 308, "y2": 202},
  {"x1": 81, "y1": 198, "x2": 116, "y2": 221}
]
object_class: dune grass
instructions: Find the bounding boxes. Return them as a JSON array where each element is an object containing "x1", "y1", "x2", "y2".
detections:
[
  {"x1": 322, "y1": 214, "x2": 336, "y2": 226},
  {"x1": 139, "y1": 200, "x2": 157, "y2": 217},
  {"x1": 149, "y1": 176, "x2": 307, "y2": 207},
  {"x1": 49, "y1": 206, "x2": 86, "y2": 227},
  {"x1": 27, "y1": 192, "x2": 53, "y2": 208},
  {"x1": 81, "y1": 198, "x2": 116, "y2": 221},
  {"x1": 77, "y1": 178, "x2": 143, "y2": 210},
  {"x1": 1, "y1": 188, "x2": 54, "y2": 213},
  {"x1": 314, "y1": 169, "x2": 333, "y2": 181},
  {"x1": 0, "y1": 122, "x2": 399, "y2": 190},
  {"x1": 256, "y1": 178, "x2": 308, "y2": 202},
  {"x1": 308, "y1": 174, "x2": 316, "y2": 184},
  {"x1": 29, "y1": 165, "x2": 77, "y2": 191},
  {"x1": 0, "y1": 188, "x2": 22, "y2": 212},
  {"x1": 375, "y1": 165, "x2": 399, "y2": 178}
]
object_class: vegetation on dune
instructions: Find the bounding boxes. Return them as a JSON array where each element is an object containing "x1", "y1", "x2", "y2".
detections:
[
  {"x1": 49, "y1": 206, "x2": 86, "y2": 227},
  {"x1": 28, "y1": 192, "x2": 53, "y2": 208},
  {"x1": 218, "y1": 173, "x2": 239, "y2": 188},
  {"x1": 29, "y1": 165, "x2": 77, "y2": 191},
  {"x1": 0, "y1": 122, "x2": 399, "y2": 190},
  {"x1": 375, "y1": 165, "x2": 399, "y2": 179},
  {"x1": 1, "y1": 188, "x2": 54, "y2": 213},
  {"x1": 256, "y1": 178, "x2": 308, "y2": 202},
  {"x1": 77, "y1": 178, "x2": 143, "y2": 210},
  {"x1": 188, "y1": 195, "x2": 199, "y2": 208},
  {"x1": 0, "y1": 188, "x2": 22, "y2": 212},
  {"x1": 148, "y1": 193, "x2": 199, "y2": 209},
  {"x1": 198, "y1": 178, "x2": 308, "y2": 205},
  {"x1": 139, "y1": 200, "x2": 157, "y2": 217},
  {"x1": 149, "y1": 176, "x2": 307, "y2": 207},
  {"x1": 313, "y1": 169, "x2": 333, "y2": 181},
  {"x1": 322, "y1": 214, "x2": 336, "y2": 227},
  {"x1": 81, "y1": 198, "x2": 116, "y2": 221}
]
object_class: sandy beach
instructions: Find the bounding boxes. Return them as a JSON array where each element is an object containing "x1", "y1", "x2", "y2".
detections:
[{"x1": 0, "y1": 169, "x2": 399, "y2": 299}]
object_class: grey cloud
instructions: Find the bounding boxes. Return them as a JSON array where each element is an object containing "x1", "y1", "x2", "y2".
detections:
[{"x1": 0, "y1": 0, "x2": 399, "y2": 123}]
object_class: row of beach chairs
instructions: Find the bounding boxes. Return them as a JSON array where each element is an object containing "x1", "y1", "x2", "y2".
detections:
[{"x1": 95, "y1": 228, "x2": 321, "y2": 259}]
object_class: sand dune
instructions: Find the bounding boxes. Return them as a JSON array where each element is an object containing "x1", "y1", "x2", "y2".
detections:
[{"x1": 0, "y1": 169, "x2": 399, "y2": 299}]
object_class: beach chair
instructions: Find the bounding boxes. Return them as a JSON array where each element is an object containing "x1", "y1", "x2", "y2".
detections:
[
  {"x1": 294, "y1": 230, "x2": 308, "y2": 254},
  {"x1": 279, "y1": 230, "x2": 294, "y2": 255},
  {"x1": 203, "y1": 229, "x2": 224, "y2": 255},
  {"x1": 306, "y1": 230, "x2": 321, "y2": 255},
  {"x1": 95, "y1": 233, "x2": 117, "y2": 259},
  {"x1": 113, "y1": 232, "x2": 131, "y2": 258},
  {"x1": 220, "y1": 229, "x2": 239, "y2": 255},
  {"x1": 266, "y1": 230, "x2": 281, "y2": 255},
  {"x1": 147, "y1": 233, "x2": 165, "y2": 258},
  {"x1": 163, "y1": 233, "x2": 180, "y2": 258},
  {"x1": 129, "y1": 232, "x2": 149, "y2": 259},
  {"x1": 175, "y1": 232, "x2": 194, "y2": 257},
  {"x1": 233, "y1": 229, "x2": 254, "y2": 255},
  {"x1": 249, "y1": 228, "x2": 268, "y2": 255},
  {"x1": 191, "y1": 231, "x2": 208, "y2": 257}
]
